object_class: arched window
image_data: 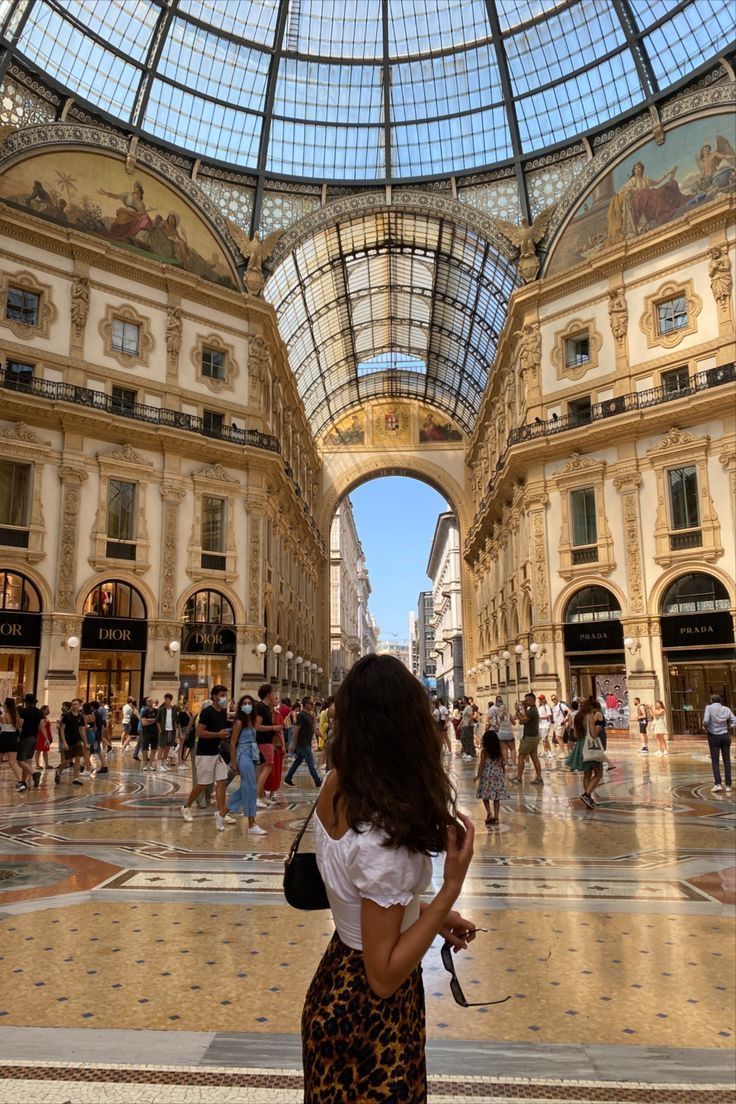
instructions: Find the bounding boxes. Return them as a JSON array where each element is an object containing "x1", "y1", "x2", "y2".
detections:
[
  {"x1": 0, "y1": 571, "x2": 41, "y2": 612},
  {"x1": 83, "y1": 580, "x2": 146, "y2": 619},
  {"x1": 565, "y1": 586, "x2": 622, "y2": 624},
  {"x1": 661, "y1": 573, "x2": 730, "y2": 615},
  {"x1": 183, "y1": 589, "x2": 235, "y2": 625}
]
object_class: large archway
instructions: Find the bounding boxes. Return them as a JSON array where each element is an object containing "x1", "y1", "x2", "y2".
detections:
[{"x1": 319, "y1": 450, "x2": 476, "y2": 694}]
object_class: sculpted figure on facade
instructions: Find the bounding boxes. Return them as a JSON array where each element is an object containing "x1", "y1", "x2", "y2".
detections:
[
  {"x1": 608, "y1": 286, "x2": 628, "y2": 343},
  {"x1": 493, "y1": 206, "x2": 555, "y2": 283},
  {"x1": 165, "y1": 305, "x2": 182, "y2": 365},
  {"x1": 70, "y1": 274, "x2": 90, "y2": 338},
  {"x1": 517, "y1": 322, "x2": 541, "y2": 387},
  {"x1": 708, "y1": 244, "x2": 732, "y2": 309},
  {"x1": 247, "y1": 335, "x2": 270, "y2": 412},
  {"x1": 227, "y1": 221, "x2": 285, "y2": 295}
]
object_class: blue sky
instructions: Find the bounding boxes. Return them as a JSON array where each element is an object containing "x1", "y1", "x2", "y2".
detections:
[{"x1": 349, "y1": 477, "x2": 448, "y2": 641}]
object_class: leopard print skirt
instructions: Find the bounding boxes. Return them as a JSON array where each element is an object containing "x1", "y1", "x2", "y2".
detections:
[{"x1": 302, "y1": 931, "x2": 427, "y2": 1102}]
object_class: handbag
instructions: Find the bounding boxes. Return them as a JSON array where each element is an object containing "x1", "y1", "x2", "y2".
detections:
[
  {"x1": 583, "y1": 731, "x2": 606, "y2": 762},
  {"x1": 283, "y1": 801, "x2": 330, "y2": 911}
]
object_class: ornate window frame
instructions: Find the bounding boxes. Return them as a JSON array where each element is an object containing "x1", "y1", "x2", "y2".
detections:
[
  {"x1": 186, "y1": 464, "x2": 240, "y2": 584},
  {"x1": 553, "y1": 453, "x2": 615, "y2": 580},
  {"x1": 0, "y1": 421, "x2": 51, "y2": 564},
  {"x1": 639, "y1": 280, "x2": 702, "y2": 350},
  {"x1": 99, "y1": 303, "x2": 154, "y2": 370},
  {"x1": 646, "y1": 427, "x2": 722, "y2": 566},
  {"x1": 0, "y1": 269, "x2": 57, "y2": 340},
  {"x1": 90, "y1": 444, "x2": 152, "y2": 574},
  {"x1": 552, "y1": 317, "x2": 602, "y2": 382},
  {"x1": 191, "y1": 332, "x2": 238, "y2": 394}
]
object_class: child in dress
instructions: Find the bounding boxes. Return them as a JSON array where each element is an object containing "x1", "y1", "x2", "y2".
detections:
[
  {"x1": 34, "y1": 704, "x2": 52, "y2": 771},
  {"x1": 475, "y1": 729, "x2": 508, "y2": 827}
]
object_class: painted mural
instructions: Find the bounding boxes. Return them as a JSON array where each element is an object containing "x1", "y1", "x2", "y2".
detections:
[
  {"x1": 419, "y1": 408, "x2": 463, "y2": 443},
  {"x1": 547, "y1": 114, "x2": 736, "y2": 275},
  {"x1": 324, "y1": 412, "x2": 365, "y2": 447},
  {"x1": 0, "y1": 149, "x2": 236, "y2": 288},
  {"x1": 372, "y1": 404, "x2": 411, "y2": 446}
]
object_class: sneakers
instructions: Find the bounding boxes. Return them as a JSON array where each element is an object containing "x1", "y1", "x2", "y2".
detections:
[
  {"x1": 256, "y1": 799, "x2": 269, "y2": 809},
  {"x1": 214, "y1": 812, "x2": 225, "y2": 831},
  {"x1": 97, "y1": 766, "x2": 109, "y2": 775},
  {"x1": 283, "y1": 778, "x2": 295, "y2": 787},
  {"x1": 725, "y1": 785, "x2": 733, "y2": 792},
  {"x1": 142, "y1": 764, "x2": 150, "y2": 771},
  {"x1": 54, "y1": 768, "x2": 61, "y2": 785},
  {"x1": 181, "y1": 805, "x2": 194, "y2": 822},
  {"x1": 15, "y1": 781, "x2": 27, "y2": 792},
  {"x1": 711, "y1": 784, "x2": 724, "y2": 793},
  {"x1": 511, "y1": 776, "x2": 522, "y2": 785},
  {"x1": 530, "y1": 777, "x2": 544, "y2": 786},
  {"x1": 639, "y1": 746, "x2": 649, "y2": 753},
  {"x1": 580, "y1": 793, "x2": 595, "y2": 808},
  {"x1": 247, "y1": 824, "x2": 267, "y2": 835},
  {"x1": 32, "y1": 770, "x2": 41, "y2": 788},
  {"x1": 224, "y1": 813, "x2": 238, "y2": 824},
  {"x1": 72, "y1": 778, "x2": 83, "y2": 786}
]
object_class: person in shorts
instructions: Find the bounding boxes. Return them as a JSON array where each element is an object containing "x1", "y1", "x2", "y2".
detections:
[
  {"x1": 254, "y1": 684, "x2": 284, "y2": 805},
  {"x1": 512, "y1": 692, "x2": 543, "y2": 785},
  {"x1": 18, "y1": 693, "x2": 43, "y2": 789},
  {"x1": 139, "y1": 698, "x2": 159, "y2": 771},
  {"x1": 181, "y1": 684, "x2": 231, "y2": 831},
  {"x1": 155, "y1": 693, "x2": 179, "y2": 771},
  {"x1": 59, "y1": 699, "x2": 85, "y2": 785}
]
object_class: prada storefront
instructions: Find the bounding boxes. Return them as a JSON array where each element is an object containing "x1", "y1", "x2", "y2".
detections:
[
  {"x1": 78, "y1": 580, "x2": 147, "y2": 707},
  {"x1": 0, "y1": 571, "x2": 42, "y2": 699},
  {"x1": 179, "y1": 589, "x2": 236, "y2": 708},
  {"x1": 563, "y1": 586, "x2": 629, "y2": 730},
  {"x1": 660, "y1": 573, "x2": 736, "y2": 735}
]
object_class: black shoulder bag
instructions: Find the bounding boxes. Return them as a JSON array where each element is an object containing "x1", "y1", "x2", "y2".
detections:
[{"x1": 283, "y1": 801, "x2": 330, "y2": 911}]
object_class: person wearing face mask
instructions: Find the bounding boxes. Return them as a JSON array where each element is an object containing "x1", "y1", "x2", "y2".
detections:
[
  {"x1": 225, "y1": 694, "x2": 266, "y2": 835},
  {"x1": 181, "y1": 683, "x2": 232, "y2": 830}
]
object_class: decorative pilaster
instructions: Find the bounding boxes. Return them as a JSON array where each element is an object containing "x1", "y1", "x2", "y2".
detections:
[
  {"x1": 526, "y1": 490, "x2": 551, "y2": 625},
  {"x1": 613, "y1": 469, "x2": 645, "y2": 616},
  {"x1": 56, "y1": 463, "x2": 88, "y2": 611},
  {"x1": 159, "y1": 482, "x2": 185, "y2": 619}
]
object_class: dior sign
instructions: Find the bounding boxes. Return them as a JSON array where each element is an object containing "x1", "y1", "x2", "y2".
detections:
[
  {"x1": 181, "y1": 624, "x2": 236, "y2": 655},
  {"x1": 81, "y1": 617, "x2": 147, "y2": 651},
  {"x1": 0, "y1": 612, "x2": 41, "y2": 648}
]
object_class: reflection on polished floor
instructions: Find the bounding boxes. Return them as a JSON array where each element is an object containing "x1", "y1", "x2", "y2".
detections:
[{"x1": 0, "y1": 740, "x2": 734, "y2": 1103}]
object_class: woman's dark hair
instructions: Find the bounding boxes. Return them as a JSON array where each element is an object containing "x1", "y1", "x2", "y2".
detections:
[
  {"x1": 574, "y1": 697, "x2": 593, "y2": 738},
  {"x1": 330, "y1": 654, "x2": 462, "y2": 854},
  {"x1": 234, "y1": 694, "x2": 255, "y2": 729},
  {"x1": 482, "y1": 729, "x2": 502, "y2": 761},
  {"x1": 3, "y1": 697, "x2": 17, "y2": 727}
]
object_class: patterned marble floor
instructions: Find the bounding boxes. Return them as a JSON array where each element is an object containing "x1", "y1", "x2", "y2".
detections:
[{"x1": 0, "y1": 739, "x2": 733, "y2": 1102}]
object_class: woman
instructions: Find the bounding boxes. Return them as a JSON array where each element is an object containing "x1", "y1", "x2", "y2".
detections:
[
  {"x1": 34, "y1": 704, "x2": 52, "y2": 771},
  {"x1": 0, "y1": 697, "x2": 23, "y2": 790},
  {"x1": 497, "y1": 700, "x2": 516, "y2": 768},
  {"x1": 227, "y1": 695, "x2": 266, "y2": 836},
  {"x1": 580, "y1": 697, "x2": 606, "y2": 809},
  {"x1": 303, "y1": 654, "x2": 475, "y2": 1101},
  {"x1": 652, "y1": 700, "x2": 669, "y2": 756},
  {"x1": 565, "y1": 697, "x2": 590, "y2": 774}
]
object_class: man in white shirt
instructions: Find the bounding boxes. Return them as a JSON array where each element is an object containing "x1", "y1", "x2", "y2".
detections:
[
  {"x1": 550, "y1": 693, "x2": 570, "y2": 758},
  {"x1": 703, "y1": 694, "x2": 735, "y2": 792},
  {"x1": 460, "y1": 697, "x2": 475, "y2": 759}
]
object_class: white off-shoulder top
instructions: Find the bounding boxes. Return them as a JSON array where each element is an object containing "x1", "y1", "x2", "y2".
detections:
[{"x1": 314, "y1": 814, "x2": 433, "y2": 951}]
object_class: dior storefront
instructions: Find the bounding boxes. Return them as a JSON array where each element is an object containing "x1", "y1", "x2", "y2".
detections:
[
  {"x1": 77, "y1": 580, "x2": 148, "y2": 707},
  {"x1": 179, "y1": 589, "x2": 236, "y2": 708},
  {"x1": 0, "y1": 571, "x2": 42, "y2": 699}
]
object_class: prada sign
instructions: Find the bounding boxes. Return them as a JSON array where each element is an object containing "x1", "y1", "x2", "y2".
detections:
[
  {"x1": 564, "y1": 620, "x2": 624, "y2": 654},
  {"x1": 661, "y1": 611, "x2": 734, "y2": 650},
  {"x1": 181, "y1": 623, "x2": 236, "y2": 655},
  {"x1": 81, "y1": 616, "x2": 147, "y2": 651},
  {"x1": 0, "y1": 611, "x2": 41, "y2": 648}
]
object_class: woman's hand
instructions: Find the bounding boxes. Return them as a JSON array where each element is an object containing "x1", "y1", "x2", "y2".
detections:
[
  {"x1": 443, "y1": 812, "x2": 474, "y2": 894},
  {"x1": 439, "y1": 909, "x2": 477, "y2": 953}
]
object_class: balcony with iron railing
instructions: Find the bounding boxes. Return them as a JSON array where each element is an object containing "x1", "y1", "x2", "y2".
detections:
[
  {"x1": 0, "y1": 366, "x2": 325, "y2": 548},
  {"x1": 471, "y1": 362, "x2": 736, "y2": 540}
]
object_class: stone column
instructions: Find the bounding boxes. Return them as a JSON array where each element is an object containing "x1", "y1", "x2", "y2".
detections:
[{"x1": 45, "y1": 463, "x2": 89, "y2": 707}]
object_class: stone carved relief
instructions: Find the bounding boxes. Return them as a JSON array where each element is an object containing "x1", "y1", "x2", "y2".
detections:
[
  {"x1": 56, "y1": 464, "x2": 88, "y2": 611},
  {"x1": 166, "y1": 305, "x2": 182, "y2": 367},
  {"x1": 247, "y1": 335, "x2": 269, "y2": 412},
  {"x1": 531, "y1": 510, "x2": 550, "y2": 623},
  {"x1": 0, "y1": 421, "x2": 49, "y2": 445},
  {"x1": 71, "y1": 274, "x2": 90, "y2": 339},
  {"x1": 194, "y1": 462, "x2": 238, "y2": 483},
  {"x1": 608, "y1": 287, "x2": 628, "y2": 344},
  {"x1": 98, "y1": 442, "x2": 148, "y2": 466},
  {"x1": 708, "y1": 244, "x2": 732, "y2": 311},
  {"x1": 159, "y1": 483, "x2": 185, "y2": 618},
  {"x1": 613, "y1": 470, "x2": 645, "y2": 616},
  {"x1": 249, "y1": 526, "x2": 261, "y2": 623}
]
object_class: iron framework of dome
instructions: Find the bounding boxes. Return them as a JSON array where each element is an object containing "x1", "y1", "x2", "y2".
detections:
[{"x1": 2, "y1": 0, "x2": 734, "y2": 204}]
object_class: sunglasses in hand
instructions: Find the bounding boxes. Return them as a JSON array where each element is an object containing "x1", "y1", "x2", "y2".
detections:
[{"x1": 441, "y1": 935, "x2": 512, "y2": 1009}]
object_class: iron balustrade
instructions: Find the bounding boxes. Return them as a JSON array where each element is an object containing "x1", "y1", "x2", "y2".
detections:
[{"x1": 0, "y1": 369, "x2": 282, "y2": 454}]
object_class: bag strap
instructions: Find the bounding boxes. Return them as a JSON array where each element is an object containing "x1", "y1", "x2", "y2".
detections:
[{"x1": 286, "y1": 800, "x2": 319, "y2": 864}]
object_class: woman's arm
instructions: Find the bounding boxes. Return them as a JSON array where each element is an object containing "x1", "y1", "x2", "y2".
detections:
[
  {"x1": 360, "y1": 814, "x2": 474, "y2": 999},
  {"x1": 474, "y1": 749, "x2": 485, "y2": 782},
  {"x1": 230, "y1": 718, "x2": 243, "y2": 771}
]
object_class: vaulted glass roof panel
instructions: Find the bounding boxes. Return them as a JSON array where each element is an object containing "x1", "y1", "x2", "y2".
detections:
[
  {"x1": 7, "y1": 0, "x2": 730, "y2": 183},
  {"x1": 177, "y1": 0, "x2": 279, "y2": 46},
  {"x1": 158, "y1": 16, "x2": 270, "y2": 110}
]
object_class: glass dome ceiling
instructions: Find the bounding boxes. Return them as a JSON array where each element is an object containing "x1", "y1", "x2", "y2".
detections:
[{"x1": 3, "y1": 0, "x2": 733, "y2": 183}]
